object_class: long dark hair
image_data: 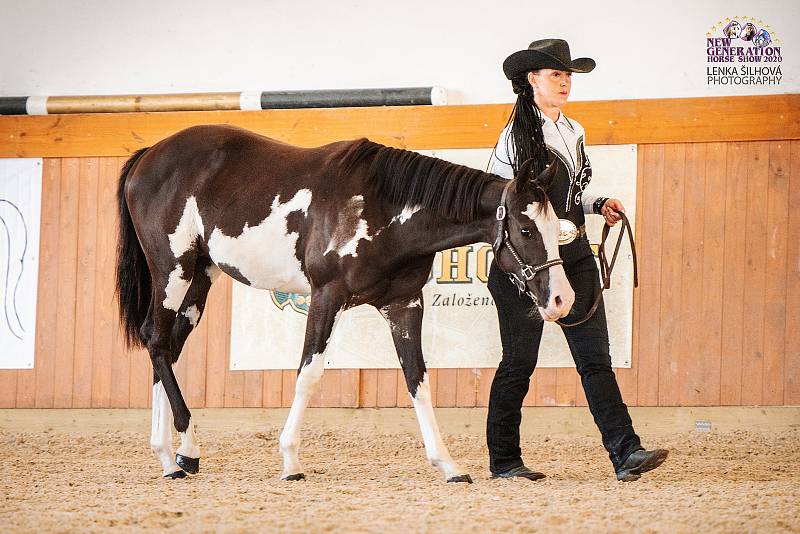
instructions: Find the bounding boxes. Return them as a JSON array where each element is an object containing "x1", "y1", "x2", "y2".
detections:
[{"x1": 496, "y1": 72, "x2": 549, "y2": 179}]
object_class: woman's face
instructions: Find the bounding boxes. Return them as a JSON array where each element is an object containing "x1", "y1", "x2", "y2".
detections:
[{"x1": 528, "y1": 69, "x2": 572, "y2": 108}]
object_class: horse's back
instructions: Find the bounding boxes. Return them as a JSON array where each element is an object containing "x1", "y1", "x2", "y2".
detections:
[{"x1": 124, "y1": 124, "x2": 364, "y2": 294}]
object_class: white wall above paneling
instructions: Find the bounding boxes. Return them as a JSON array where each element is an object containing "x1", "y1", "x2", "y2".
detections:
[{"x1": 0, "y1": 0, "x2": 796, "y2": 102}]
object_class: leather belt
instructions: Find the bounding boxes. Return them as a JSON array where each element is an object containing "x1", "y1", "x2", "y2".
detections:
[{"x1": 558, "y1": 219, "x2": 586, "y2": 246}]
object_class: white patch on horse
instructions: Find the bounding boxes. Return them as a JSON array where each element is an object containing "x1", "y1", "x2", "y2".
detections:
[
  {"x1": 208, "y1": 189, "x2": 312, "y2": 293},
  {"x1": 182, "y1": 305, "x2": 200, "y2": 327},
  {"x1": 325, "y1": 195, "x2": 373, "y2": 258},
  {"x1": 161, "y1": 197, "x2": 205, "y2": 312},
  {"x1": 206, "y1": 264, "x2": 221, "y2": 282},
  {"x1": 522, "y1": 202, "x2": 560, "y2": 261},
  {"x1": 163, "y1": 265, "x2": 190, "y2": 312},
  {"x1": 522, "y1": 202, "x2": 574, "y2": 318},
  {"x1": 169, "y1": 196, "x2": 204, "y2": 257},
  {"x1": 379, "y1": 303, "x2": 415, "y2": 339},
  {"x1": 391, "y1": 204, "x2": 422, "y2": 225},
  {"x1": 150, "y1": 382, "x2": 183, "y2": 477},
  {"x1": 410, "y1": 373, "x2": 464, "y2": 480}
]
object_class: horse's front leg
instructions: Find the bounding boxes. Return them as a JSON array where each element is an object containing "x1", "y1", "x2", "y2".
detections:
[
  {"x1": 378, "y1": 294, "x2": 472, "y2": 483},
  {"x1": 279, "y1": 282, "x2": 346, "y2": 480}
]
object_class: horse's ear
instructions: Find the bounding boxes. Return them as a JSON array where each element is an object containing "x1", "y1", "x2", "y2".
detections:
[
  {"x1": 533, "y1": 152, "x2": 559, "y2": 191},
  {"x1": 514, "y1": 157, "x2": 536, "y2": 193}
]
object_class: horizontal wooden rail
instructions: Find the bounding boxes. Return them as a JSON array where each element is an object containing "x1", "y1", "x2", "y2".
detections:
[{"x1": 0, "y1": 94, "x2": 798, "y2": 158}]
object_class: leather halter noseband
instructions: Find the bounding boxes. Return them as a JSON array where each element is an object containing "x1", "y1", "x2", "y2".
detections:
[{"x1": 491, "y1": 180, "x2": 563, "y2": 304}]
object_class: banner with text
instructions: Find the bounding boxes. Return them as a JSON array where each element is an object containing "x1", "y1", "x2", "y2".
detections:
[{"x1": 230, "y1": 145, "x2": 636, "y2": 370}]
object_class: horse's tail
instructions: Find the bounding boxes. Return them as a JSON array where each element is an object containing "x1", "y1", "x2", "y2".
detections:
[{"x1": 115, "y1": 148, "x2": 151, "y2": 349}]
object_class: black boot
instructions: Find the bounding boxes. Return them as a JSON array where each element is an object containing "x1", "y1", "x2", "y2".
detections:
[
  {"x1": 616, "y1": 448, "x2": 669, "y2": 481},
  {"x1": 491, "y1": 465, "x2": 546, "y2": 481}
]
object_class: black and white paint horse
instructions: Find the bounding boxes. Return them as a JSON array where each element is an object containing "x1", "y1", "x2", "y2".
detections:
[{"x1": 115, "y1": 124, "x2": 574, "y2": 482}]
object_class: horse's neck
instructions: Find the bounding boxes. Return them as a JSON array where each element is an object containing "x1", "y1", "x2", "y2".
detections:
[{"x1": 410, "y1": 181, "x2": 503, "y2": 255}]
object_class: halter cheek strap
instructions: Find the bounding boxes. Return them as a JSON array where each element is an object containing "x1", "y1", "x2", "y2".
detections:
[{"x1": 491, "y1": 180, "x2": 563, "y2": 303}]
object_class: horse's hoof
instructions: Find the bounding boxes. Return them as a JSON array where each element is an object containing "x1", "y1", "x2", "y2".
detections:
[
  {"x1": 281, "y1": 473, "x2": 306, "y2": 481},
  {"x1": 176, "y1": 454, "x2": 200, "y2": 474},
  {"x1": 447, "y1": 474, "x2": 473, "y2": 484},
  {"x1": 164, "y1": 469, "x2": 187, "y2": 479}
]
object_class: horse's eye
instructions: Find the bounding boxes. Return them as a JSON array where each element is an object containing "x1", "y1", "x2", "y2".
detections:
[{"x1": 520, "y1": 228, "x2": 532, "y2": 238}]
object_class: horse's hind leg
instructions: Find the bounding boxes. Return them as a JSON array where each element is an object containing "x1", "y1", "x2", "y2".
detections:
[
  {"x1": 146, "y1": 253, "x2": 200, "y2": 478},
  {"x1": 279, "y1": 282, "x2": 346, "y2": 480},
  {"x1": 378, "y1": 294, "x2": 472, "y2": 483},
  {"x1": 164, "y1": 257, "x2": 218, "y2": 474}
]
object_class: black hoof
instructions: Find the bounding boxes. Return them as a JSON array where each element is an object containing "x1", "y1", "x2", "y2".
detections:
[
  {"x1": 176, "y1": 454, "x2": 200, "y2": 474},
  {"x1": 281, "y1": 473, "x2": 306, "y2": 481},
  {"x1": 164, "y1": 469, "x2": 187, "y2": 479},
  {"x1": 447, "y1": 474, "x2": 473, "y2": 484}
]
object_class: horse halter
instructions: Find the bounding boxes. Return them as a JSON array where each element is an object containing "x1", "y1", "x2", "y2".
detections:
[{"x1": 491, "y1": 180, "x2": 563, "y2": 304}]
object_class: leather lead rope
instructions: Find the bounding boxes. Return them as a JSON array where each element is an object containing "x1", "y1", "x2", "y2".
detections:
[{"x1": 557, "y1": 211, "x2": 638, "y2": 328}]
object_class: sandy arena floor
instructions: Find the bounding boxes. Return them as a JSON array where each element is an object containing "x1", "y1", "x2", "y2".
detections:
[{"x1": 1, "y1": 409, "x2": 798, "y2": 533}]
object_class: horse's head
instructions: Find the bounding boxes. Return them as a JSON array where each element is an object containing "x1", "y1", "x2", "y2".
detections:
[
  {"x1": 491, "y1": 155, "x2": 574, "y2": 321},
  {"x1": 723, "y1": 21, "x2": 741, "y2": 39}
]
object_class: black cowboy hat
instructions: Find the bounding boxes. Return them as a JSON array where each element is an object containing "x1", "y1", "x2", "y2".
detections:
[{"x1": 503, "y1": 38, "x2": 595, "y2": 80}]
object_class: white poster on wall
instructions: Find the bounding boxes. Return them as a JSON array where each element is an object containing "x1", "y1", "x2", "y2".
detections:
[
  {"x1": 0, "y1": 158, "x2": 42, "y2": 369},
  {"x1": 230, "y1": 146, "x2": 636, "y2": 370}
]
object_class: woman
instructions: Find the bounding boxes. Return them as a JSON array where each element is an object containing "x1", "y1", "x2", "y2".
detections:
[{"x1": 487, "y1": 39, "x2": 668, "y2": 482}]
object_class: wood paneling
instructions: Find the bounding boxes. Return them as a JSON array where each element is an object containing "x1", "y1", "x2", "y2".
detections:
[
  {"x1": 2, "y1": 99, "x2": 799, "y2": 409},
  {"x1": 2, "y1": 95, "x2": 799, "y2": 158},
  {"x1": 786, "y1": 142, "x2": 800, "y2": 405}
]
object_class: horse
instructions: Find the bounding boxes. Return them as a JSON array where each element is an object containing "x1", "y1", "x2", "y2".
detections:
[{"x1": 114, "y1": 124, "x2": 575, "y2": 482}]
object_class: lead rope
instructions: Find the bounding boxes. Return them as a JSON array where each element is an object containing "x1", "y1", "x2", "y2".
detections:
[{"x1": 556, "y1": 211, "x2": 638, "y2": 328}]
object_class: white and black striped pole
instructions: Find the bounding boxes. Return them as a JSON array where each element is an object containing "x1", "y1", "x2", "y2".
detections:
[{"x1": 0, "y1": 87, "x2": 447, "y2": 115}]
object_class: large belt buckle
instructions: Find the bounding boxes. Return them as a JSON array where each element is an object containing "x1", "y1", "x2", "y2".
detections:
[{"x1": 558, "y1": 219, "x2": 579, "y2": 245}]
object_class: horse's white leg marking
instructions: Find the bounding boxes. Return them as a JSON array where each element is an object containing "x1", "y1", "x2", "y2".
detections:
[
  {"x1": 410, "y1": 372, "x2": 464, "y2": 480},
  {"x1": 151, "y1": 381, "x2": 182, "y2": 476},
  {"x1": 279, "y1": 353, "x2": 325, "y2": 478},
  {"x1": 177, "y1": 417, "x2": 201, "y2": 459},
  {"x1": 279, "y1": 310, "x2": 341, "y2": 478},
  {"x1": 208, "y1": 189, "x2": 312, "y2": 293}
]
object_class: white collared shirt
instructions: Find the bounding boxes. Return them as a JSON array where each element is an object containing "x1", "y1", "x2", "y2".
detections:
[{"x1": 490, "y1": 111, "x2": 602, "y2": 215}]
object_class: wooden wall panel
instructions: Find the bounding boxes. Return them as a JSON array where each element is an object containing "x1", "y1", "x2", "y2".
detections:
[
  {"x1": 91, "y1": 157, "x2": 119, "y2": 407},
  {"x1": 696, "y1": 143, "x2": 726, "y2": 405},
  {"x1": 2, "y1": 95, "x2": 798, "y2": 158},
  {"x1": 52, "y1": 158, "x2": 80, "y2": 407},
  {"x1": 740, "y1": 143, "x2": 770, "y2": 405},
  {"x1": 720, "y1": 143, "x2": 748, "y2": 404},
  {"x1": 785, "y1": 141, "x2": 800, "y2": 405},
  {"x1": 677, "y1": 144, "x2": 706, "y2": 406},
  {"x1": 2, "y1": 136, "x2": 799, "y2": 409},
  {"x1": 635, "y1": 144, "x2": 664, "y2": 406},
  {"x1": 763, "y1": 142, "x2": 790, "y2": 405}
]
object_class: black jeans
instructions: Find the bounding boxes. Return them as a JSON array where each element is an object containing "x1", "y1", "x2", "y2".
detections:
[{"x1": 486, "y1": 248, "x2": 641, "y2": 473}]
